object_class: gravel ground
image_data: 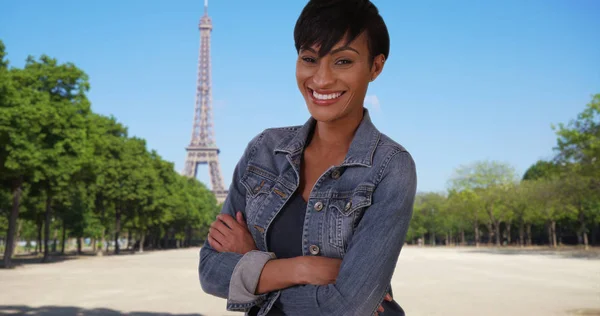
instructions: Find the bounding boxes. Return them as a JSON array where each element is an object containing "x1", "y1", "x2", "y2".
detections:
[{"x1": 0, "y1": 246, "x2": 598, "y2": 316}]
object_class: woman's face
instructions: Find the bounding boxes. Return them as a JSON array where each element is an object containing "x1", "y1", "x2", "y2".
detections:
[{"x1": 296, "y1": 31, "x2": 384, "y2": 123}]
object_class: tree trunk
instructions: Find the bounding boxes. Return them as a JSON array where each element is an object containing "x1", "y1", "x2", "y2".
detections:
[
  {"x1": 474, "y1": 223, "x2": 480, "y2": 248},
  {"x1": 61, "y1": 219, "x2": 66, "y2": 255},
  {"x1": 139, "y1": 231, "x2": 145, "y2": 253},
  {"x1": 42, "y1": 194, "x2": 52, "y2": 263},
  {"x1": 526, "y1": 224, "x2": 532, "y2": 246},
  {"x1": 460, "y1": 229, "x2": 465, "y2": 246},
  {"x1": 579, "y1": 211, "x2": 589, "y2": 250},
  {"x1": 445, "y1": 233, "x2": 450, "y2": 246},
  {"x1": 494, "y1": 221, "x2": 501, "y2": 246},
  {"x1": 3, "y1": 179, "x2": 23, "y2": 269},
  {"x1": 506, "y1": 222, "x2": 512, "y2": 245},
  {"x1": 547, "y1": 222, "x2": 552, "y2": 247},
  {"x1": 37, "y1": 217, "x2": 42, "y2": 253},
  {"x1": 184, "y1": 225, "x2": 189, "y2": 248},
  {"x1": 98, "y1": 203, "x2": 105, "y2": 256},
  {"x1": 114, "y1": 207, "x2": 121, "y2": 255},
  {"x1": 591, "y1": 223, "x2": 598, "y2": 245},
  {"x1": 487, "y1": 222, "x2": 493, "y2": 245},
  {"x1": 92, "y1": 239, "x2": 96, "y2": 254},
  {"x1": 519, "y1": 222, "x2": 525, "y2": 247},
  {"x1": 52, "y1": 227, "x2": 58, "y2": 253},
  {"x1": 430, "y1": 230, "x2": 435, "y2": 246},
  {"x1": 551, "y1": 220, "x2": 557, "y2": 248},
  {"x1": 77, "y1": 237, "x2": 82, "y2": 255},
  {"x1": 127, "y1": 230, "x2": 131, "y2": 250},
  {"x1": 163, "y1": 227, "x2": 169, "y2": 249},
  {"x1": 187, "y1": 225, "x2": 193, "y2": 247},
  {"x1": 14, "y1": 219, "x2": 22, "y2": 255}
]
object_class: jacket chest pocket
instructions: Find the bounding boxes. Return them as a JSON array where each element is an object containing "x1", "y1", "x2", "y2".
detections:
[
  {"x1": 326, "y1": 185, "x2": 374, "y2": 255},
  {"x1": 239, "y1": 168, "x2": 278, "y2": 225}
]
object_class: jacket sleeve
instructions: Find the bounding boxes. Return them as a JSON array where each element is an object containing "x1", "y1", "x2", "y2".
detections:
[
  {"x1": 198, "y1": 132, "x2": 276, "y2": 312},
  {"x1": 274, "y1": 150, "x2": 417, "y2": 316}
]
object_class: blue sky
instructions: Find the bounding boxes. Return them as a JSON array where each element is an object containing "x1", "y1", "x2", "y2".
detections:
[{"x1": 1, "y1": 0, "x2": 599, "y2": 193}]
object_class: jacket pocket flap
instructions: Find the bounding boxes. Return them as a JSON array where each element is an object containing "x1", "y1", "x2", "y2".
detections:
[
  {"x1": 240, "y1": 166, "x2": 278, "y2": 197},
  {"x1": 329, "y1": 185, "x2": 374, "y2": 216}
]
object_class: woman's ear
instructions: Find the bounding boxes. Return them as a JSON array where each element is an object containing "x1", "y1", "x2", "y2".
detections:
[{"x1": 370, "y1": 54, "x2": 386, "y2": 82}]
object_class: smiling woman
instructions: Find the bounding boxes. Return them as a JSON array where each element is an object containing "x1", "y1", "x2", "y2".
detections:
[{"x1": 199, "y1": 1, "x2": 417, "y2": 316}]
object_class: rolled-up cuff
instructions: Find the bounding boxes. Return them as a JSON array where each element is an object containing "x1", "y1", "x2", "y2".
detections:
[{"x1": 226, "y1": 250, "x2": 276, "y2": 311}]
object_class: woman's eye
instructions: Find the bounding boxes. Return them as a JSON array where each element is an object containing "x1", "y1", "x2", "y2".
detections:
[
  {"x1": 335, "y1": 59, "x2": 352, "y2": 65},
  {"x1": 301, "y1": 57, "x2": 316, "y2": 63}
]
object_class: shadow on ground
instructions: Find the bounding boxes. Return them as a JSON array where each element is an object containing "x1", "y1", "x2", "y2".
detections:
[
  {"x1": 565, "y1": 308, "x2": 600, "y2": 315},
  {"x1": 0, "y1": 255, "x2": 80, "y2": 269},
  {"x1": 0, "y1": 305, "x2": 206, "y2": 316},
  {"x1": 464, "y1": 247, "x2": 600, "y2": 260},
  {"x1": 0, "y1": 249, "x2": 159, "y2": 269}
]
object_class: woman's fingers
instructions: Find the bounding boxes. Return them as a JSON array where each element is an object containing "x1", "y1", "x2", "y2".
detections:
[
  {"x1": 217, "y1": 214, "x2": 238, "y2": 230},
  {"x1": 207, "y1": 234, "x2": 224, "y2": 252},
  {"x1": 211, "y1": 217, "x2": 232, "y2": 236},
  {"x1": 208, "y1": 226, "x2": 227, "y2": 245}
]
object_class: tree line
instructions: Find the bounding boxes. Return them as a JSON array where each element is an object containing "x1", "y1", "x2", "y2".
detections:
[
  {"x1": 407, "y1": 94, "x2": 600, "y2": 249},
  {"x1": 0, "y1": 41, "x2": 220, "y2": 268}
]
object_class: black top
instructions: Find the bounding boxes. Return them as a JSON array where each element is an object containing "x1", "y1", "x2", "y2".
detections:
[
  {"x1": 249, "y1": 191, "x2": 307, "y2": 316},
  {"x1": 266, "y1": 191, "x2": 307, "y2": 258}
]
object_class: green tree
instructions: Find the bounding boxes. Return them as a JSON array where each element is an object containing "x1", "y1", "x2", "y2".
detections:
[
  {"x1": 86, "y1": 113, "x2": 128, "y2": 255},
  {"x1": 449, "y1": 161, "x2": 518, "y2": 246},
  {"x1": 554, "y1": 94, "x2": 600, "y2": 177},
  {"x1": 412, "y1": 192, "x2": 446, "y2": 246},
  {"x1": 19, "y1": 55, "x2": 91, "y2": 262},
  {"x1": 522, "y1": 160, "x2": 560, "y2": 181},
  {"x1": 446, "y1": 189, "x2": 483, "y2": 246},
  {"x1": 558, "y1": 167, "x2": 599, "y2": 249},
  {"x1": 0, "y1": 53, "x2": 48, "y2": 268},
  {"x1": 553, "y1": 94, "x2": 600, "y2": 249}
]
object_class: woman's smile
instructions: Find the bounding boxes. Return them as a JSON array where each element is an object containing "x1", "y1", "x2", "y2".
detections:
[{"x1": 307, "y1": 88, "x2": 346, "y2": 106}]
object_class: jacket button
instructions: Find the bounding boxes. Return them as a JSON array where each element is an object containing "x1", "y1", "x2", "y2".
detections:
[
  {"x1": 331, "y1": 169, "x2": 341, "y2": 179},
  {"x1": 309, "y1": 245, "x2": 320, "y2": 255},
  {"x1": 314, "y1": 201, "x2": 324, "y2": 211},
  {"x1": 345, "y1": 201, "x2": 352, "y2": 211}
]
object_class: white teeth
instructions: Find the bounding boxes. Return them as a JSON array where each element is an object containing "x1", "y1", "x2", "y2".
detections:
[{"x1": 312, "y1": 90, "x2": 342, "y2": 100}]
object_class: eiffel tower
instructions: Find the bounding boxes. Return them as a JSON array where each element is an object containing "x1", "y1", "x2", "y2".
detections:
[{"x1": 183, "y1": 0, "x2": 227, "y2": 204}]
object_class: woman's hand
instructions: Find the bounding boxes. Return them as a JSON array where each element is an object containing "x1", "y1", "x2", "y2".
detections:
[
  {"x1": 207, "y1": 212, "x2": 258, "y2": 254},
  {"x1": 374, "y1": 293, "x2": 393, "y2": 316}
]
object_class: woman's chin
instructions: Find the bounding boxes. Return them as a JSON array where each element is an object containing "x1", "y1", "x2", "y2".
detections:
[{"x1": 306, "y1": 105, "x2": 344, "y2": 123}]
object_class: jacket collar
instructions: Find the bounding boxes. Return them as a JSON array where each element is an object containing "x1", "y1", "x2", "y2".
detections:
[{"x1": 274, "y1": 108, "x2": 380, "y2": 167}]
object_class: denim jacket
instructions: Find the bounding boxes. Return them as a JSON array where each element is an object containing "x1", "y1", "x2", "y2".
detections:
[{"x1": 199, "y1": 109, "x2": 417, "y2": 316}]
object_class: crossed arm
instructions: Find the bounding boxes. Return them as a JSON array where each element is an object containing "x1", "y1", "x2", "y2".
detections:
[
  {"x1": 200, "y1": 144, "x2": 416, "y2": 316},
  {"x1": 208, "y1": 211, "x2": 393, "y2": 315}
]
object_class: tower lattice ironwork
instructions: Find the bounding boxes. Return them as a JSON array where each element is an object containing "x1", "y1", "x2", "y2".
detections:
[{"x1": 183, "y1": 0, "x2": 227, "y2": 204}]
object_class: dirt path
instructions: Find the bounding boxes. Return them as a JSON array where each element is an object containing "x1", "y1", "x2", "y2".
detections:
[{"x1": 0, "y1": 247, "x2": 598, "y2": 316}]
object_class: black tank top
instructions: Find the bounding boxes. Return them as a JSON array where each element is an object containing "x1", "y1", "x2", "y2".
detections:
[{"x1": 248, "y1": 191, "x2": 307, "y2": 316}]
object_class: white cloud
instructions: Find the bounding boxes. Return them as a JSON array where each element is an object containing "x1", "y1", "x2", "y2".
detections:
[{"x1": 364, "y1": 95, "x2": 381, "y2": 112}]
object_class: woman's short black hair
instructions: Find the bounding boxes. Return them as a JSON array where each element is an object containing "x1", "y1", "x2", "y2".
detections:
[{"x1": 294, "y1": 0, "x2": 390, "y2": 63}]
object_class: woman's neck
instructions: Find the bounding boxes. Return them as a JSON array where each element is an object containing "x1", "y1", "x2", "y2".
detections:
[{"x1": 309, "y1": 108, "x2": 364, "y2": 157}]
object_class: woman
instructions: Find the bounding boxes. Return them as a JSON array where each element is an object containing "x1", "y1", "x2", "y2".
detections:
[{"x1": 199, "y1": 1, "x2": 417, "y2": 315}]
